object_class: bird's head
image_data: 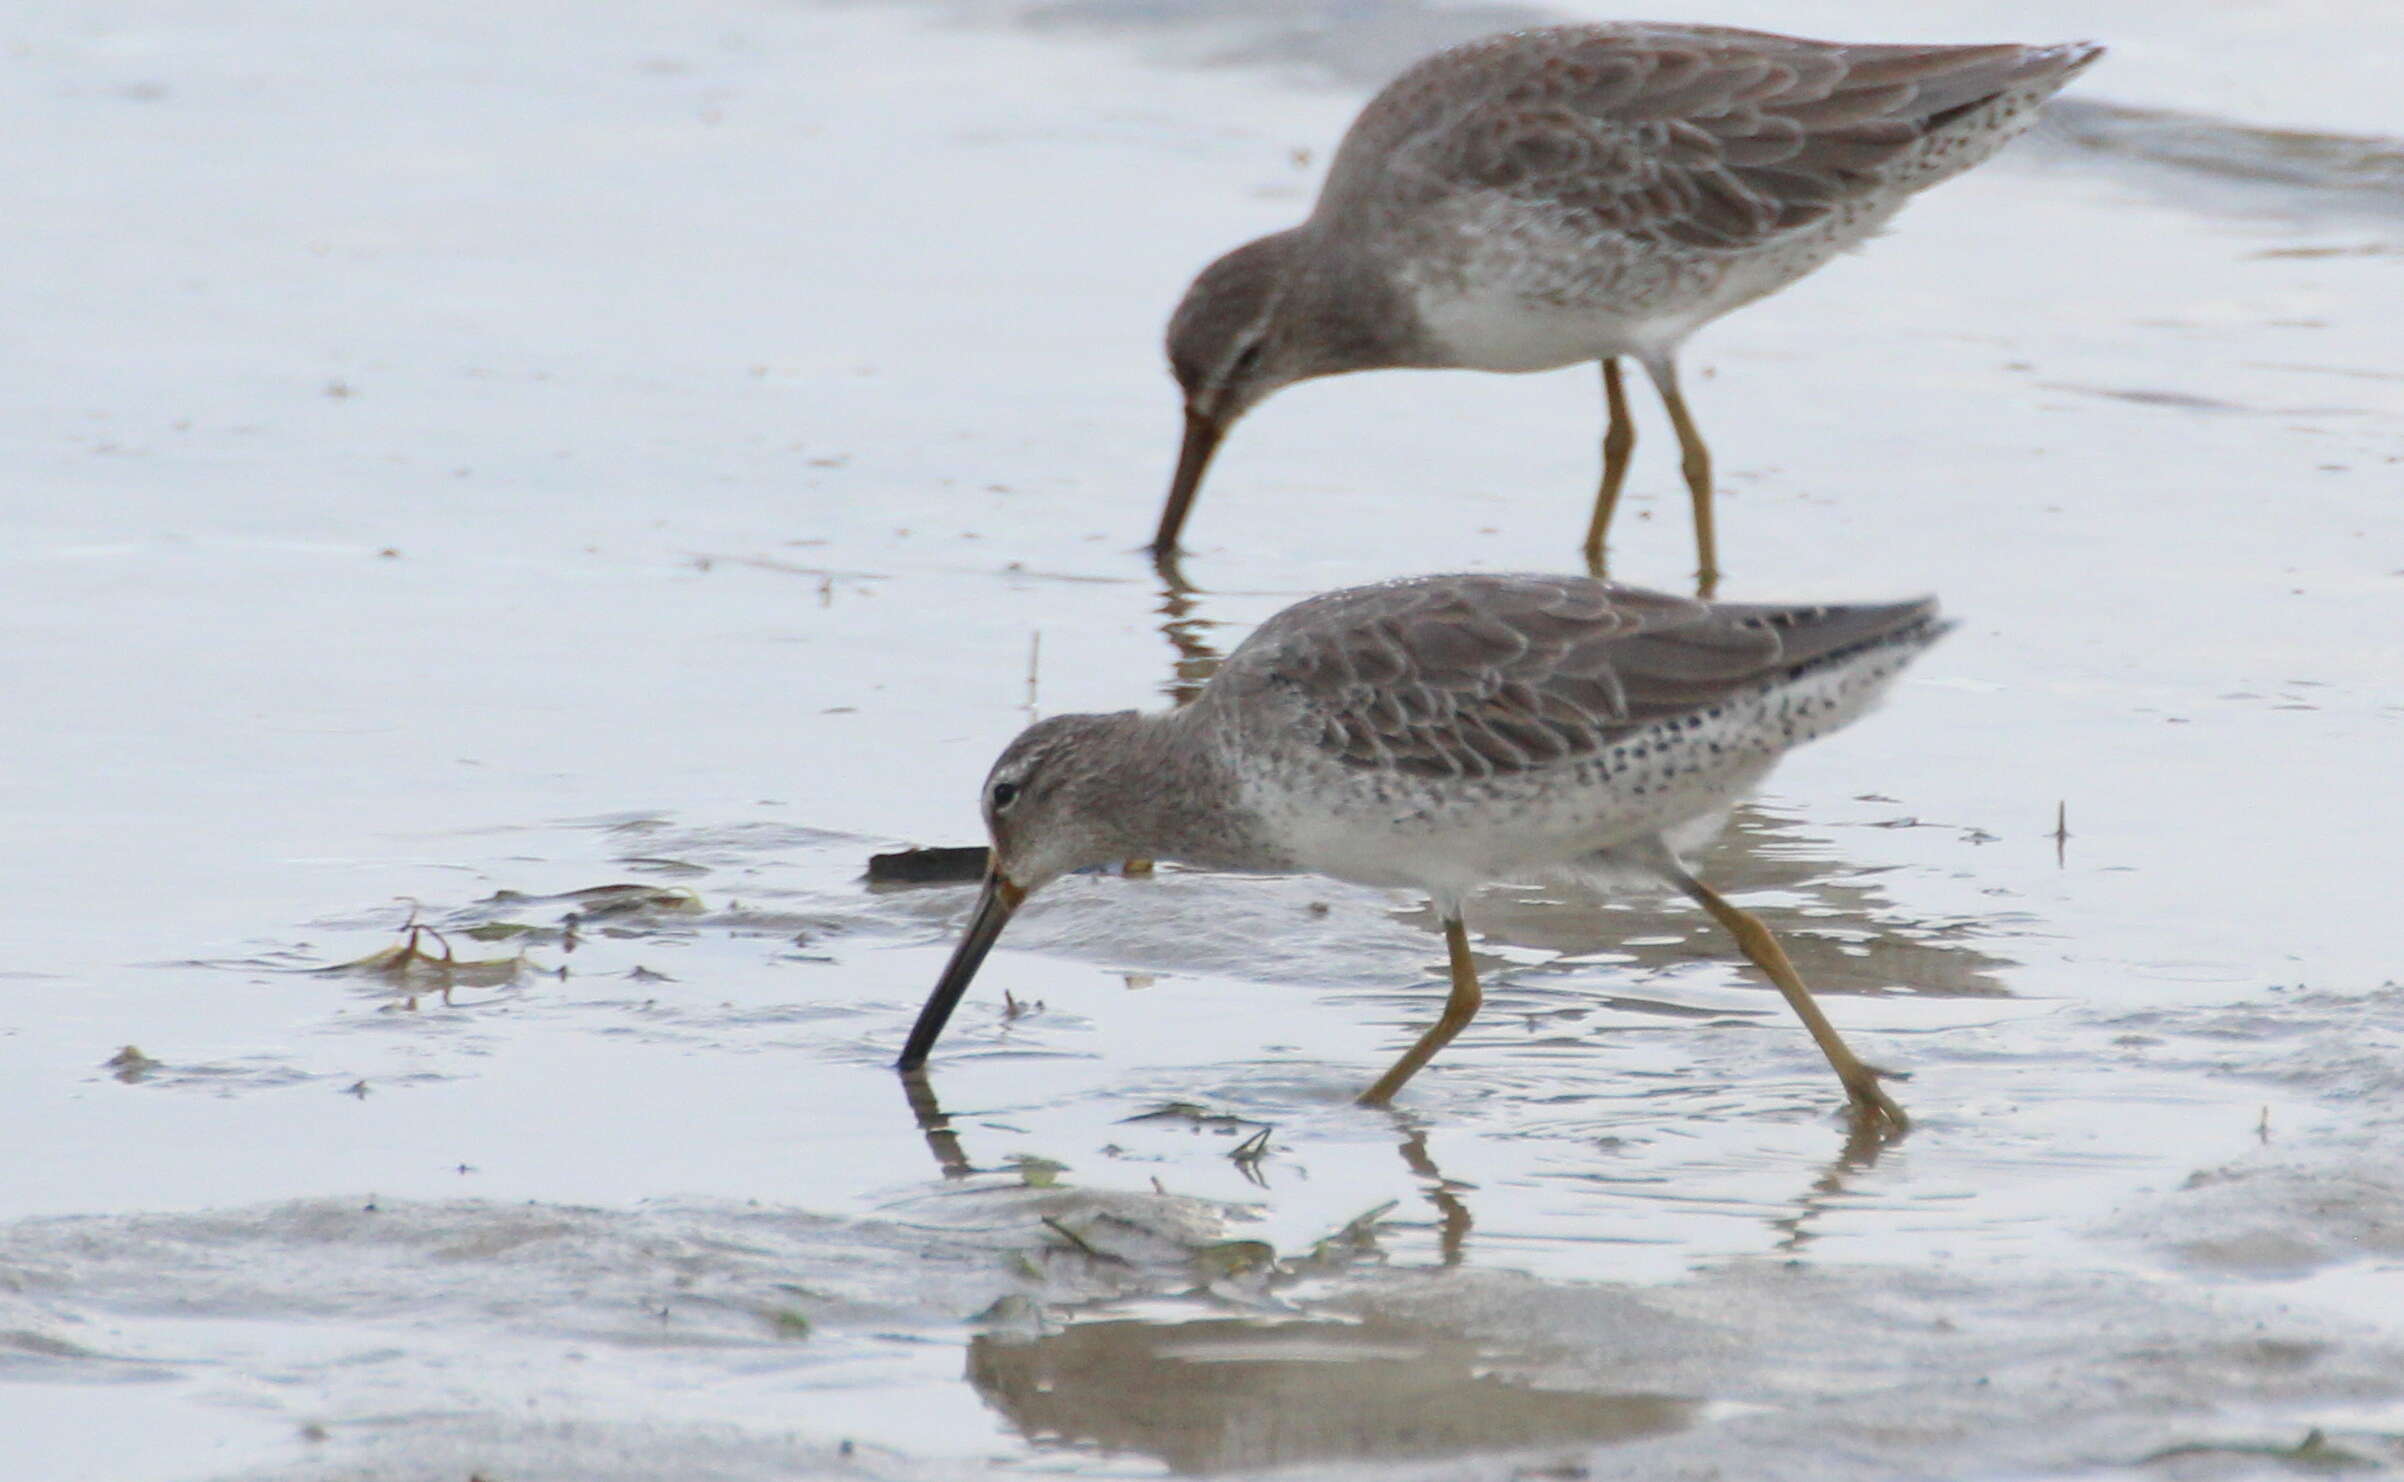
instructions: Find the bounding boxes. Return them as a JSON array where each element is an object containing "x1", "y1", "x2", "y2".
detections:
[
  {"x1": 1154, "y1": 232, "x2": 1315, "y2": 555},
  {"x1": 974, "y1": 711, "x2": 1143, "y2": 895},
  {"x1": 1167, "y1": 233, "x2": 1313, "y2": 428},
  {"x1": 896, "y1": 711, "x2": 1144, "y2": 1070}
]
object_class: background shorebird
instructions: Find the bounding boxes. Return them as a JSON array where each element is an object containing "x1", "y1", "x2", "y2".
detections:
[
  {"x1": 1155, "y1": 24, "x2": 2103, "y2": 592},
  {"x1": 899, "y1": 572, "x2": 1949, "y2": 1133}
]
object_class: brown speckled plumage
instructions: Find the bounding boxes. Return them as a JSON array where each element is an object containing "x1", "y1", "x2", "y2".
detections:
[
  {"x1": 1330, "y1": 27, "x2": 2094, "y2": 256},
  {"x1": 1213, "y1": 574, "x2": 1931, "y2": 780}
]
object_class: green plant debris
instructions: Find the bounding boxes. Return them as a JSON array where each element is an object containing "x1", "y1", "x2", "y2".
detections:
[
  {"x1": 761, "y1": 1306, "x2": 813, "y2": 1339},
  {"x1": 103, "y1": 1045, "x2": 162, "y2": 1083},
  {"x1": 972, "y1": 1293, "x2": 1041, "y2": 1325},
  {"x1": 459, "y1": 921, "x2": 544, "y2": 942},
  {"x1": 616, "y1": 856, "x2": 710, "y2": 880},
  {"x1": 319, "y1": 917, "x2": 527, "y2": 998},
  {"x1": 1008, "y1": 1155, "x2": 1068, "y2": 1189},
  {"x1": 1119, "y1": 1102, "x2": 1265, "y2": 1133},
  {"x1": 1191, "y1": 1240, "x2": 1278, "y2": 1281},
  {"x1": 555, "y1": 884, "x2": 704, "y2": 918},
  {"x1": 1304, "y1": 1201, "x2": 1400, "y2": 1264},
  {"x1": 2138, "y1": 1428, "x2": 2381, "y2": 1472}
]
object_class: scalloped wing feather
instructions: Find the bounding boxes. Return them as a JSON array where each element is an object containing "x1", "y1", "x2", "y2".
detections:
[
  {"x1": 1353, "y1": 26, "x2": 2098, "y2": 252},
  {"x1": 1209, "y1": 575, "x2": 1933, "y2": 781}
]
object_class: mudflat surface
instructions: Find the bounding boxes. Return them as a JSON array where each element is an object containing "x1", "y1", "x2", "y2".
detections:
[{"x1": 3, "y1": 2, "x2": 2400, "y2": 1478}]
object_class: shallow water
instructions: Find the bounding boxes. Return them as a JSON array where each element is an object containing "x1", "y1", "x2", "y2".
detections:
[{"x1": 4, "y1": 1, "x2": 2403, "y2": 1478}]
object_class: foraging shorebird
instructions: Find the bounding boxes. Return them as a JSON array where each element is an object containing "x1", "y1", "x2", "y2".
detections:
[
  {"x1": 900, "y1": 571, "x2": 1949, "y2": 1132},
  {"x1": 1153, "y1": 25, "x2": 2102, "y2": 592}
]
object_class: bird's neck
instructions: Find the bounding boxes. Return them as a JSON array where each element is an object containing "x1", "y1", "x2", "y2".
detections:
[
  {"x1": 1082, "y1": 707, "x2": 1283, "y2": 874},
  {"x1": 1278, "y1": 225, "x2": 1436, "y2": 374}
]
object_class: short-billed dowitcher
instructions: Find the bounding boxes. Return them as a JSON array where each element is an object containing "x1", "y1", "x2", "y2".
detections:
[
  {"x1": 898, "y1": 572, "x2": 1949, "y2": 1132},
  {"x1": 1154, "y1": 25, "x2": 2102, "y2": 591}
]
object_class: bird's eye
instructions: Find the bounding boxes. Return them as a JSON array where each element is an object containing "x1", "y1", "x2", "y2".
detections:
[
  {"x1": 1230, "y1": 340, "x2": 1265, "y2": 377},
  {"x1": 990, "y1": 780, "x2": 1021, "y2": 811}
]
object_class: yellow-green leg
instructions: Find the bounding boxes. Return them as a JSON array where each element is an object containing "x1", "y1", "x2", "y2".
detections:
[
  {"x1": 1640, "y1": 354, "x2": 1718, "y2": 598},
  {"x1": 1581, "y1": 358, "x2": 1636, "y2": 578},
  {"x1": 1359, "y1": 915, "x2": 1482, "y2": 1107},
  {"x1": 1668, "y1": 868, "x2": 1909, "y2": 1134}
]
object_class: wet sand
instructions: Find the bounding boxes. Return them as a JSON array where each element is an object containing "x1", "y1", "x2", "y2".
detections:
[{"x1": 3, "y1": 1, "x2": 2401, "y2": 1478}]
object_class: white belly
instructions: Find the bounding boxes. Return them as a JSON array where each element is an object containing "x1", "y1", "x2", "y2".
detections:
[
  {"x1": 1411, "y1": 280, "x2": 1667, "y2": 372},
  {"x1": 1243, "y1": 752, "x2": 1774, "y2": 911}
]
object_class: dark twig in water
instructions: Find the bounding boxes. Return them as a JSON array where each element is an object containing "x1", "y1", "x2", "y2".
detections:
[
  {"x1": 1039, "y1": 1216, "x2": 1125, "y2": 1264},
  {"x1": 2137, "y1": 1427, "x2": 2373, "y2": 1470},
  {"x1": 865, "y1": 846, "x2": 991, "y2": 885},
  {"x1": 1228, "y1": 1127, "x2": 1274, "y2": 1186}
]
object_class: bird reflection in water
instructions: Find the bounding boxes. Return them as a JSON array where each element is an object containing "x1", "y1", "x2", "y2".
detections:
[
  {"x1": 1154, "y1": 567, "x2": 1232, "y2": 707},
  {"x1": 894, "y1": 1071, "x2": 1899, "y2": 1281},
  {"x1": 893, "y1": 1061, "x2": 1893, "y2": 1475},
  {"x1": 967, "y1": 1312, "x2": 1696, "y2": 1474},
  {"x1": 1392, "y1": 1118, "x2": 1473, "y2": 1268},
  {"x1": 1769, "y1": 1114, "x2": 1893, "y2": 1255},
  {"x1": 898, "y1": 1068, "x2": 974, "y2": 1180}
]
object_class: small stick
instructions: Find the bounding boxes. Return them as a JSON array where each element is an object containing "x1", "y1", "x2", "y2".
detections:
[{"x1": 1040, "y1": 1216, "x2": 1125, "y2": 1263}]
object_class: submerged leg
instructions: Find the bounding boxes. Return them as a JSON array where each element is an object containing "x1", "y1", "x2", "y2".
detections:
[
  {"x1": 1658, "y1": 861, "x2": 1908, "y2": 1134},
  {"x1": 1359, "y1": 915, "x2": 1483, "y2": 1107},
  {"x1": 1639, "y1": 353, "x2": 1718, "y2": 598},
  {"x1": 1581, "y1": 357, "x2": 1637, "y2": 577}
]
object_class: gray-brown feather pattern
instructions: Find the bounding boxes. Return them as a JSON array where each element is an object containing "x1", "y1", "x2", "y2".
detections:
[
  {"x1": 1209, "y1": 575, "x2": 1933, "y2": 781},
  {"x1": 1344, "y1": 24, "x2": 2091, "y2": 250}
]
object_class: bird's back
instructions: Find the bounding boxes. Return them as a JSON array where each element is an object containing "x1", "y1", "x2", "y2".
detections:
[
  {"x1": 1321, "y1": 23, "x2": 2102, "y2": 257},
  {"x1": 1188, "y1": 574, "x2": 1944, "y2": 894},
  {"x1": 1207, "y1": 572, "x2": 1938, "y2": 774}
]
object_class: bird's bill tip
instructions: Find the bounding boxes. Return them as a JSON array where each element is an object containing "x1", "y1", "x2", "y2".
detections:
[
  {"x1": 895, "y1": 871, "x2": 1025, "y2": 1072},
  {"x1": 1151, "y1": 406, "x2": 1226, "y2": 558}
]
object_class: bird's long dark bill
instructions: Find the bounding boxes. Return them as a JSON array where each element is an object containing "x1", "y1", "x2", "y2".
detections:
[
  {"x1": 896, "y1": 872, "x2": 1025, "y2": 1070},
  {"x1": 1150, "y1": 407, "x2": 1225, "y2": 557}
]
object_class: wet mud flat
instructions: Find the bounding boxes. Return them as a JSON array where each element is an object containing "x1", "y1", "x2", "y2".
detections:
[{"x1": 5, "y1": 0, "x2": 2404, "y2": 1478}]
